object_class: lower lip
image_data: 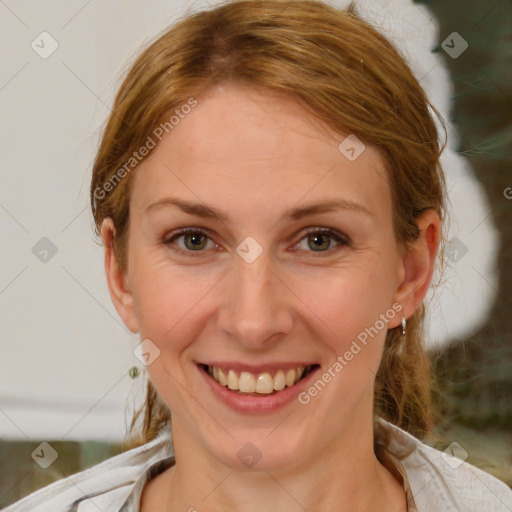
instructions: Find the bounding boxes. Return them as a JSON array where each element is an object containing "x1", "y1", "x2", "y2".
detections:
[{"x1": 198, "y1": 364, "x2": 320, "y2": 414}]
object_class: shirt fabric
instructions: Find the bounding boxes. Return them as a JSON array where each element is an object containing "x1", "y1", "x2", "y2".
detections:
[{"x1": 4, "y1": 418, "x2": 511, "y2": 511}]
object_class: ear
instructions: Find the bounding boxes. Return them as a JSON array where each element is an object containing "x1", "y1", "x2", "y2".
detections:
[
  {"x1": 101, "y1": 218, "x2": 139, "y2": 333},
  {"x1": 390, "y1": 209, "x2": 441, "y2": 327}
]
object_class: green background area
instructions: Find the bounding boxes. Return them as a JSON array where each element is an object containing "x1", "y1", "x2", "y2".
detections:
[{"x1": 417, "y1": 0, "x2": 512, "y2": 485}]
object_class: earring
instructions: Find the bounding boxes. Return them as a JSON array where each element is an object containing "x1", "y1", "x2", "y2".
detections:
[
  {"x1": 129, "y1": 366, "x2": 140, "y2": 379},
  {"x1": 401, "y1": 315, "x2": 407, "y2": 337}
]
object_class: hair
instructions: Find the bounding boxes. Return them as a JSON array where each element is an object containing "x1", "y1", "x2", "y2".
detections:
[{"x1": 90, "y1": 0, "x2": 446, "y2": 450}]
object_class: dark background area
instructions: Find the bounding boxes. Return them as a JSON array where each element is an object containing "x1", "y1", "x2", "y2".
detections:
[{"x1": 417, "y1": 0, "x2": 512, "y2": 484}]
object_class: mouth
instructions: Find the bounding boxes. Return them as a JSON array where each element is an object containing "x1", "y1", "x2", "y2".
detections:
[{"x1": 198, "y1": 363, "x2": 320, "y2": 397}]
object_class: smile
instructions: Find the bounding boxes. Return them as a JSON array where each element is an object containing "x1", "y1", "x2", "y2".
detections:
[{"x1": 201, "y1": 364, "x2": 317, "y2": 395}]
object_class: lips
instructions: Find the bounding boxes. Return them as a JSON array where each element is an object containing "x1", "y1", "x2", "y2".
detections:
[{"x1": 197, "y1": 361, "x2": 321, "y2": 413}]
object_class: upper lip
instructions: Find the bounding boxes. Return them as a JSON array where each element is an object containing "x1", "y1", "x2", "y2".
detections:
[{"x1": 197, "y1": 361, "x2": 319, "y2": 373}]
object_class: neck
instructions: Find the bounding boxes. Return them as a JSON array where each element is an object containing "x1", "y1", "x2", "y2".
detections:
[{"x1": 147, "y1": 417, "x2": 406, "y2": 512}]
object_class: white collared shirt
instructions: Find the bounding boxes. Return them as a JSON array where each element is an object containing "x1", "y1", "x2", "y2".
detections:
[{"x1": 4, "y1": 419, "x2": 511, "y2": 511}]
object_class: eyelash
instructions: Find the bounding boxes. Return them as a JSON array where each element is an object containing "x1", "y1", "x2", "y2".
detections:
[{"x1": 163, "y1": 227, "x2": 349, "y2": 258}]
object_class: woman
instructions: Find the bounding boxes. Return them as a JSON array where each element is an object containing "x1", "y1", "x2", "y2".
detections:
[{"x1": 6, "y1": 0, "x2": 511, "y2": 510}]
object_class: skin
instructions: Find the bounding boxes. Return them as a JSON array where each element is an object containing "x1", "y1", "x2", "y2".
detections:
[{"x1": 102, "y1": 83, "x2": 440, "y2": 511}]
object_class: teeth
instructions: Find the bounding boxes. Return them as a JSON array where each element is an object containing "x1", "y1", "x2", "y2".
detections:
[
  {"x1": 227, "y1": 370, "x2": 238, "y2": 390},
  {"x1": 255, "y1": 373, "x2": 274, "y2": 394},
  {"x1": 273, "y1": 370, "x2": 286, "y2": 391},
  {"x1": 207, "y1": 365, "x2": 309, "y2": 394},
  {"x1": 285, "y1": 369, "x2": 296, "y2": 387},
  {"x1": 218, "y1": 368, "x2": 227, "y2": 386},
  {"x1": 239, "y1": 372, "x2": 256, "y2": 393}
]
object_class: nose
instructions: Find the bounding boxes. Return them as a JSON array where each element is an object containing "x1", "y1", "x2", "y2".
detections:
[{"x1": 216, "y1": 246, "x2": 294, "y2": 350}]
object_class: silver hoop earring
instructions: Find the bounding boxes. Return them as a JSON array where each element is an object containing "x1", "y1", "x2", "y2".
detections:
[{"x1": 401, "y1": 315, "x2": 407, "y2": 337}]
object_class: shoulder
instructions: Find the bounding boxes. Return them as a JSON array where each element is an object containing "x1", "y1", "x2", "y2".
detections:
[
  {"x1": 379, "y1": 419, "x2": 512, "y2": 512},
  {"x1": 2, "y1": 425, "x2": 173, "y2": 512}
]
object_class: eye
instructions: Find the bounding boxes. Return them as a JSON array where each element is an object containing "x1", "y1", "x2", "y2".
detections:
[
  {"x1": 295, "y1": 228, "x2": 349, "y2": 254},
  {"x1": 164, "y1": 227, "x2": 349, "y2": 258},
  {"x1": 164, "y1": 228, "x2": 216, "y2": 257}
]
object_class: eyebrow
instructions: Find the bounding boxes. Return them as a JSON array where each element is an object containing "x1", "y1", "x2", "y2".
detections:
[{"x1": 144, "y1": 196, "x2": 373, "y2": 221}]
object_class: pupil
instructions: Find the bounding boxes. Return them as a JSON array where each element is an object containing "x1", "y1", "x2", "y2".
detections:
[
  {"x1": 186, "y1": 233, "x2": 206, "y2": 250},
  {"x1": 310, "y1": 234, "x2": 329, "y2": 251}
]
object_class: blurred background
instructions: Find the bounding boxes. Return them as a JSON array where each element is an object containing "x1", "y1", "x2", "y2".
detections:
[
  {"x1": 1, "y1": 0, "x2": 511, "y2": 506},
  {"x1": 420, "y1": 0, "x2": 512, "y2": 485}
]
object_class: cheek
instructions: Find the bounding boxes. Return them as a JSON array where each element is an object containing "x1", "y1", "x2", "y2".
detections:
[
  {"x1": 130, "y1": 250, "x2": 226, "y2": 353},
  {"x1": 133, "y1": 270, "x2": 201, "y2": 339},
  {"x1": 129, "y1": 263, "x2": 213, "y2": 412},
  {"x1": 292, "y1": 265, "x2": 394, "y2": 352}
]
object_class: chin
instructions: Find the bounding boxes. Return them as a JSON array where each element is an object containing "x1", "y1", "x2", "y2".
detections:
[{"x1": 203, "y1": 427, "x2": 312, "y2": 473}]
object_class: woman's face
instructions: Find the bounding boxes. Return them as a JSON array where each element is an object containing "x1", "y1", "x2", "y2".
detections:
[{"x1": 107, "y1": 83, "x2": 423, "y2": 471}]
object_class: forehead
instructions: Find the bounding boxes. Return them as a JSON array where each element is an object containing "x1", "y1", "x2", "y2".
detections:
[{"x1": 131, "y1": 84, "x2": 391, "y2": 222}]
